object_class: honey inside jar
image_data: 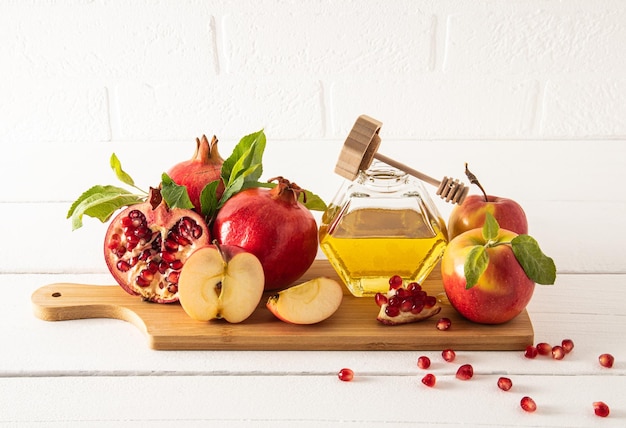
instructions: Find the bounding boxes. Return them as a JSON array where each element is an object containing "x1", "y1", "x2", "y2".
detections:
[{"x1": 319, "y1": 163, "x2": 448, "y2": 297}]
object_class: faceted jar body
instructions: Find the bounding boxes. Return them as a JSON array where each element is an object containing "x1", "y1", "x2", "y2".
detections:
[{"x1": 319, "y1": 163, "x2": 448, "y2": 297}]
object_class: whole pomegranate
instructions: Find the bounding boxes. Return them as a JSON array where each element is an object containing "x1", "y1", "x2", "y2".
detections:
[
  {"x1": 167, "y1": 134, "x2": 224, "y2": 213},
  {"x1": 212, "y1": 177, "x2": 318, "y2": 290},
  {"x1": 104, "y1": 188, "x2": 211, "y2": 303}
]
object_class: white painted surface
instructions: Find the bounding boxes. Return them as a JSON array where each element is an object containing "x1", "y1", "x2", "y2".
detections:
[{"x1": 1, "y1": 1, "x2": 625, "y2": 426}]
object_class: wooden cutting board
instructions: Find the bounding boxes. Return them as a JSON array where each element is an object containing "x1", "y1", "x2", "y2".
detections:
[{"x1": 31, "y1": 260, "x2": 533, "y2": 351}]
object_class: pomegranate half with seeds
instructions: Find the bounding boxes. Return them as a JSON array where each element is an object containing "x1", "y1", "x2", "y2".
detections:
[{"x1": 104, "y1": 188, "x2": 211, "y2": 302}]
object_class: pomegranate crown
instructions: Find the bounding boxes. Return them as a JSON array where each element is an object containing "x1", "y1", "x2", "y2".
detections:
[{"x1": 268, "y1": 176, "x2": 307, "y2": 204}]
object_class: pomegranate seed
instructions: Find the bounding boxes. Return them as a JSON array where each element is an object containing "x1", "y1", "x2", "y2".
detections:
[
  {"x1": 520, "y1": 396, "x2": 537, "y2": 412},
  {"x1": 552, "y1": 345, "x2": 565, "y2": 360},
  {"x1": 421, "y1": 373, "x2": 436, "y2": 387},
  {"x1": 524, "y1": 345, "x2": 538, "y2": 359},
  {"x1": 456, "y1": 364, "x2": 473, "y2": 380},
  {"x1": 599, "y1": 353, "x2": 614, "y2": 368},
  {"x1": 442, "y1": 349, "x2": 456, "y2": 362},
  {"x1": 400, "y1": 299, "x2": 414, "y2": 312},
  {"x1": 417, "y1": 356, "x2": 431, "y2": 369},
  {"x1": 384, "y1": 305, "x2": 400, "y2": 318},
  {"x1": 410, "y1": 302, "x2": 425, "y2": 314},
  {"x1": 593, "y1": 401, "x2": 610, "y2": 417},
  {"x1": 536, "y1": 342, "x2": 551, "y2": 356},
  {"x1": 407, "y1": 282, "x2": 421, "y2": 293},
  {"x1": 374, "y1": 292, "x2": 387, "y2": 307},
  {"x1": 561, "y1": 338, "x2": 574, "y2": 353},
  {"x1": 424, "y1": 295, "x2": 437, "y2": 307},
  {"x1": 116, "y1": 260, "x2": 131, "y2": 272},
  {"x1": 389, "y1": 275, "x2": 403, "y2": 290},
  {"x1": 497, "y1": 377, "x2": 512, "y2": 391},
  {"x1": 337, "y1": 368, "x2": 354, "y2": 382},
  {"x1": 436, "y1": 317, "x2": 452, "y2": 331}
]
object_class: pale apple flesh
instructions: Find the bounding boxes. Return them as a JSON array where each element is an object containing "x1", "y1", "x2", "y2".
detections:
[
  {"x1": 266, "y1": 277, "x2": 343, "y2": 324},
  {"x1": 177, "y1": 245, "x2": 265, "y2": 323}
]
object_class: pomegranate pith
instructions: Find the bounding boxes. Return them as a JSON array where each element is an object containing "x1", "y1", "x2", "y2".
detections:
[{"x1": 104, "y1": 189, "x2": 210, "y2": 302}]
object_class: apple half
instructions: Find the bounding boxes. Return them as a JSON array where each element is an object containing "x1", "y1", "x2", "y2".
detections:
[
  {"x1": 266, "y1": 277, "x2": 343, "y2": 324},
  {"x1": 177, "y1": 243, "x2": 265, "y2": 323}
]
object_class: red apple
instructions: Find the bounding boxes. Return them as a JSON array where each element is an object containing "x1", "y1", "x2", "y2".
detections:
[
  {"x1": 448, "y1": 194, "x2": 528, "y2": 240},
  {"x1": 441, "y1": 213, "x2": 555, "y2": 324}
]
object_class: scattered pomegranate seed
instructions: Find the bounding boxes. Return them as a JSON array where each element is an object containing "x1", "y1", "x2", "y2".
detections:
[
  {"x1": 520, "y1": 396, "x2": 537, "y2": 412},
  {"x1": 536, "y1": 342, "x2": 551, "y2": 355},
  {"x1": 593, "y1": 401, "x2": 610, "y2": 417},
  {"x1": 417, "y1": 356, "x2": 431, "y2": 369},
  {"x1": 436, "y1": 317, "x2": 452, "y2": 331},
  {"x1": 337, "y1": 368, "x2": 354, "y2": 382},
  {"x1": 421, "y1": 373, "x2": 436, "y2": 387},
  {"x1": 456, "y1": 364, "x2": 473, "y2": 380},
  {"x1": 561, "y1": 338, "x2": 574, "y2": 353},
  {"x1": 598, "y1": 353, "x2": 615, "y2": 368},
  {"x1": 552, "y1": 345, "x2": 565, "y2": 360},
  {"x1": 442, "y1": 349, "x2": 456, "y2": 362},
  {"x1": 497, "y1": 377, "x2": 513, "y2": 391},
  {"x1": 524, "y1": 345, "x2": 538, "y2": 359}
]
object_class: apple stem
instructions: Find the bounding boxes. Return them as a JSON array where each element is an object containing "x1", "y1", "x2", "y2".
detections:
[
  {"x1": 212, "y1": 239, "x2": 227, "y2": 262},
  {"x1": 464, "y1": 163, "x2": 488, "y2": 202}
]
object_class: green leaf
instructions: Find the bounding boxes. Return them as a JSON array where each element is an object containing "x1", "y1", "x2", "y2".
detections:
[
  {"x1": 301, "y1": 190, "x2": 328, "y2": 212},
  {"x1": 67, "y1": 185, "x2": 144, "y2": 230},
  {"x1": 464, "y1": 245, "x2": 489, "y2": 289},
  {"x1": 221, "y1": 130, "x2": 266, "y2": 187},
  {"x1": 482, "y1": 211, "x2": 500, "y2": 241},
  {"x1": 199, "y1": 180, "x2": 220, "y2": 219},
  {"x1": 161, "y1": 173, "x2": 195, "y2": 210},
  {"x1": 511, "y1": 235, "x2": 557, "y2": 285},
  {"x1": 110, "y1": 153, "x2": 136, "y2": 188}
]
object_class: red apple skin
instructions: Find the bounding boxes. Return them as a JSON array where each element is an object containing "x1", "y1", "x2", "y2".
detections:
[
  {"x1": 441, "y1": 228, "x2": 535, "y2": 324},
  {"x1": 448, "y1": 195, "x2": 528, "y2": 240}
]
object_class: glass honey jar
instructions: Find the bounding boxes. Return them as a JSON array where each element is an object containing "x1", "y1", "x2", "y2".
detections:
[{"x1": 319, "y1": 161, "x2": 448, "y2": 297}]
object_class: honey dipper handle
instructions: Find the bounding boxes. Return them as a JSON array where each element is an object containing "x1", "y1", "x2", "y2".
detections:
[{"x1": 373, "y1": 152, "x2": 441, "y2": 187}]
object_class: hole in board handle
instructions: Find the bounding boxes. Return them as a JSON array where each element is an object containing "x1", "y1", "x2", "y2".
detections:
[{"x1": 51, "y1": 292, "x2": 62, "y2": 298}]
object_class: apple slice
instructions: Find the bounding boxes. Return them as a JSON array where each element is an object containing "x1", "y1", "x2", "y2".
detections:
[
  {"x1": 178, "y1": 243, "x2": 264, "y2": 323},
  {"x1": 266, "y1": 277, "x2": 343, "y2": 324}
]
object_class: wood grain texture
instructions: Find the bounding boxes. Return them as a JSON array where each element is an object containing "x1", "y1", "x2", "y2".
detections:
[{"x1": 31, "y1": 260, "x2": 533, "y2": 351}]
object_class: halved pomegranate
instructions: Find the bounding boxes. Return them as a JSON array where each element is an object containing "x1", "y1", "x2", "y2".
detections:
[{"x1": 104, "y1": 188, "x2": 211, "y2": 302}]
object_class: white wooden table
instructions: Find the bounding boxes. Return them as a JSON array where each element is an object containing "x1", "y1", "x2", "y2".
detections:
[{"x1": 1, "y1": 269, "x2": 623, "y2": 427}]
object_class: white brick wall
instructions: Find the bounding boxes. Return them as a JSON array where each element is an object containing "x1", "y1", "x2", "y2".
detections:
[{"x1": 1, "y1": 0, "x2": 625, "y2": 274}]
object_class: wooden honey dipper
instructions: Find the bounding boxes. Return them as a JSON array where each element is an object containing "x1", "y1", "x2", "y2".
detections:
[{"x1": 335, "y1": 115, "x2": 469, "y2": 205}]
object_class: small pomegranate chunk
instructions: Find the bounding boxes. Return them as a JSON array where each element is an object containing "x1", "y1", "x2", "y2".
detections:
[
  {"x1": 417, "y1": 356, "x2": 431, "y2": 369},
  {"x1": 593, "y1": 401, "x2": 610, "y2": 417},
  {"x1": 524, "y1": 345, "x2": 538, "y2": 359},
  {"x1": 497, "y1": 377, "x2": 513, "y2": 391},
  {"x1": 375, "y1": 278, "x2": 441, "y2": 325},
  {"x1": 104, "y1": 189, "x2": 210, "y2": 303},
  {"x1": 520, "y1": 396, "x2": 537, "y2": 412},
  {"x1": 561, "y1": 338, "x2": 574, "y2": 353},
  {"x1": 599, "y1": 353, "x2": 615, "y2": 368},
  {"x1": 436, "y1": 317, "x2": 452, "y2": 331},
  {"x1": 421, "y1": 373, "x2": 436, "y2": 387},
  {"x1": 337, "y1": 368, "x2": 354, "y2": 382},
  {"x1": 552, "y1": 345, "x2": 565, "y2": 360},
  {"x1": 456, "y1": 364, "x2": 473, "y2": 380},
  {"x1": 536, "y1": 342, "x2": 552, "y2": 356}
]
